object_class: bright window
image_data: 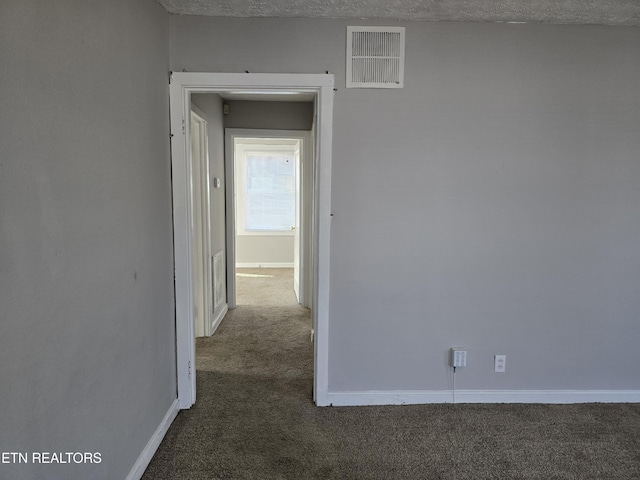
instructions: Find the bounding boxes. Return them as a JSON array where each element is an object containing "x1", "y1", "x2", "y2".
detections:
[
  {"x1": 244, "y1": 153, "x2": 295, "y2": 231},
  {"x1": 235, "y1": 139, "x2": 300, "y2": 235}
]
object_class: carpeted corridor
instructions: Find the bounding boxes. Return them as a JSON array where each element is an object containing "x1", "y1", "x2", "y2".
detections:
[{"x1": 142, "y1": 269, "x2": 640, "y2": 479}]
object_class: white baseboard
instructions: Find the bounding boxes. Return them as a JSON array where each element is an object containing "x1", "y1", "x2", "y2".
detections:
[
  {"x1": 325, "y1": 390, "x2": 640, "y2": 406},
  {"x1": 236, "y1": 263, "x2": 294, "y2": 268},
  {"x1": 126, "y1": 399, "x2": 180, "y2": 480},
  {"x1": 210, "y1": 304, "x2": 228, "y2": 335}
]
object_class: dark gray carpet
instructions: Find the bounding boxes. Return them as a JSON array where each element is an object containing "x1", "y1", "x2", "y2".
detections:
[{"x1": 143, "y1": 270, "x2": 640, "y2": 479}]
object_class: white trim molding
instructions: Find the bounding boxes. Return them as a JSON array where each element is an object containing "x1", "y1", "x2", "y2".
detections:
[
  {"x1": 326, "y1": 390, "x2": 640, "y2": 406},
  {"x1": 126, "y1": 399, "x2": 180, "y2": 480},
  {"x1": 170, "y1": 72, "x2": 334, "y2": 409}
]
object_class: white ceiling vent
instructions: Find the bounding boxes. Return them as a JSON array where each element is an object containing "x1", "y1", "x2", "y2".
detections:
[{"x1": 346, "y1": 26, "x2": 405, "y2": 89}]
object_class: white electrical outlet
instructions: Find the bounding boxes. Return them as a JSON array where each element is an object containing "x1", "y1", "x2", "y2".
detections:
[
  {"x1": 494, "y1": 355, "x2": 506, "y2": 373},
  {"x1": 450, "y1": 347, "x2": 467, "y2": 368}
]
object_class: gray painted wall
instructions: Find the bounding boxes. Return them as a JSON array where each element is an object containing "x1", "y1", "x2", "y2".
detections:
[
  {"x1": 224, "y1": 100, "x2": 314, "y2": 130},
  {"x1": 171, "y1": 17, "x2": 640, "y2": 393},
  {"x1": 225, "y1": 100, "x2": 313, "y2": 266},
  {"x1": 236, "y1": 235, "x2": 295, "y2": 266},
  {"x1": 0, "y1": 2, "x2": 174, "y2": 479},
  {"x1": 191, "y1": 94, "x2": 228, "y2": 314}
]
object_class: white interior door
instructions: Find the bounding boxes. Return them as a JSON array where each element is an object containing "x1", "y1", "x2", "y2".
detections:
[{"x1": 190, "y1": 108, "x2": 212, "y2": 338}]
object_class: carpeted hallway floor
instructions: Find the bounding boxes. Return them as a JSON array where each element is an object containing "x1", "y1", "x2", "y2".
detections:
[{"x1": 142, "y1": 269, "x2": 640, "y2": 479}]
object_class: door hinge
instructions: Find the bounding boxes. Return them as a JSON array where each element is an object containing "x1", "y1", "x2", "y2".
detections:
[
  {"x1": 188, "y1": 360, "x2": 192, "y2": 379},
  {"x1": 182, "y1": 118, "x2": 186, "y2": 135}
]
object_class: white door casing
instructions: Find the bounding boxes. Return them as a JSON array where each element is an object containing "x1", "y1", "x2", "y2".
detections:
[
  {"x1": 293, "y1": 141, "x2": 301, "y2": 303},
  {"x1": 169, "y1": 73, "x2": 334, "y2": 408}
]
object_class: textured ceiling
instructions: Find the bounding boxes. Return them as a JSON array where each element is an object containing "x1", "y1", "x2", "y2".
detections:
[{"x1": 157, "y1": 0, "x2": 640, "y2": 26}]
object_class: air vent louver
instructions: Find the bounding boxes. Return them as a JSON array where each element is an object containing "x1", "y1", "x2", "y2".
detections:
[{"x1": 346, "y1": 26, "x2": 405, "y2": 88}]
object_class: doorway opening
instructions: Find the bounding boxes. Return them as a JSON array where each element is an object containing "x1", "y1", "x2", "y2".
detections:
[
  {"x1": 226, "y1": 131, "x2": 313, "y2": 309},
  {"x1": 169, "y1": 73, "x2": 334, "y2": 408}
]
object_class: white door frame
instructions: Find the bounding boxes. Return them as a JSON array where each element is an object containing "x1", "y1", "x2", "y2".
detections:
[
  {"x1": 225, "y1": 129, "x2": 312, "y2": 309},
  {"x1": 169, "y1": 72, "x2": 334, "y2": 408}
]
